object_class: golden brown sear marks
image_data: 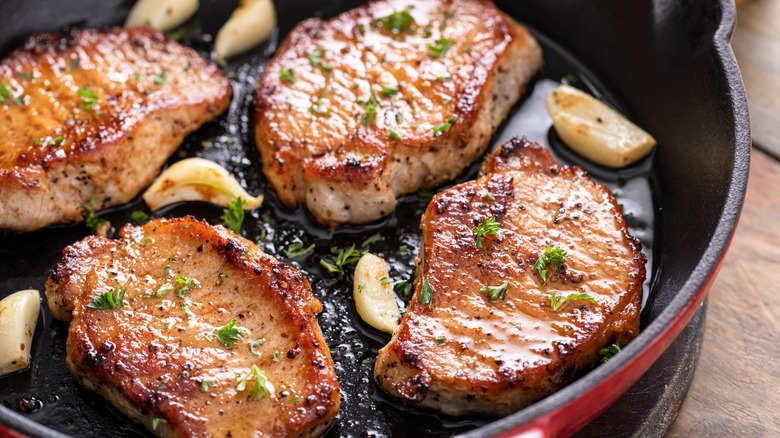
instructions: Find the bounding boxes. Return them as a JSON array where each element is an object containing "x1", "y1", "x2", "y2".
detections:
[
  {"x1": 255, "y1": 0, "x2": 542, "y2": 226},
  {"x1": 0, "y1": 27, "x2": 231, "y2": 232},
  {"x1": 46, "y1": 217, "x2": 340, "y2": 437},
  {"x1": 374, "y1": 137, "x2": 646, "y2": 416}
]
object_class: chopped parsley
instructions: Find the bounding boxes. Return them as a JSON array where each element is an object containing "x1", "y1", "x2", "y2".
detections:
[
  {"x1": 534, "y1": 246, "x2": 567, "y2": 286},
  {"x1": 310, "y1": 99, "x2": 330, "y2": 116},
  {"x1": 173, "y1": 274, "x2": 200, "y2": 297},
  {"x1": 142, "y1": 237, "x2": 154, "y2": 246},
  {"x1": 82, "y1": 197, "x2": 106, "y2": 232},
  {"x1": 215, "y1": 319, "x2": 243, "y2": 348},
  {"x1": 358, "y1": 283, "x2": 366, "y2": 293},
  {"x1": 0, "y1": 82, "x2": 12, "y2": 103},
  {"x1": 480, "y1": 280, "x2": 509, "y2": 302},
  {"x1": 549, "y1": 291, "x2": 597, "y2": 312},
  {"x1": 290, "y1": 395, "x2": 302, "y2": 404},
  {"x1": 428, "y1": 37, "x2": 452, "y2": 58},
  {"x1": 236, "y1": 364, "x2": 274, "y2": 400},
  {"x1": 279, "y1": 68, "x2": 296, "y2": 83},
  {"x1": 154, "y1": 71, "x2": 168, "y2": 86},
  {"x1": 417, "y1": 188, "x2": 435, "y2": 204},
  {"x1": 399, "y1": 245, "x2": 411, "y2": 256},
  {"x1": 480, "y1": 189, "x2": 495, "y2": 201},
  {"x1": 472, "y1": 216, "x2": 500, "y2": 248},
  {"x1": 249, "y1": 338, "x2": 266, "y2": 356},
  {"x1": 307, "y1": 47, "x2": 333, "y2": 72},
  {"x1": 380, "y1": 8, "x2": 415, "y2": 33},
  {"x1": 200, "y1": 378, "x2": 216, "y2": 392},
  {"x1": 284, "y1": 242, "x2": 315, "y2": 258},
  {"x1": 17, "y1": 71, "x2": 33, "y2": 80},
  {"x1": 599, "y1": 343, "x2": 621, "y2": 363},
  {"x1": 272, "y1": 351, "x2": 281, "y2": 362},
  {"x1": 419, "y1": 277, "x2": 434, "y2": 305},
  {"x1": 130, "y1": 210, "x2": 148, "y2": 222},
  {"x1": 87, "y1": 285, "x2": 126, "y2": 309},
  {"x1": 216, "y1": 272, "x2": 227, "y2": 286},
  {"x1": 435, "y1": 335, "x2": 445, "y2": 345},
  {"x1": 69, "y1": 57, "x2": 80, "y2": 71},
  {"x1": 433, "y1": 116, "x2": 457, "y2": 136},
  {"x1": 49, "y1": 135, "x2": 65, "y2": 146},
  {"x1": 388, "y1": 128, "x2": 402, "y2": 140},
  {"x1": 360, "y1": 93, "x2": 379, "y2": 126},
  {"x1": 154, "y1": 283, "x2": 174, "y2": 298},
  {"x1": 395, "y1": 281, "x2": 412, "y2": 297},
  {"x1": 77, "y1": 86, "x2": 98, "y2": 110},
  {"x1": 221, "y1": 197, "x2": 245, "y2": 234},
  {"x1": 381, "y1": 84, "x2": 399, "y2": 96},
  {"x1": 152, "y1": 418, "x2": 167, "y2": 431},
  {"x1": 379, "y1": 276, "x2": 389, "y2": 285},
  {"x1": 168, "y1": 27, "x2": 186, "y2": 41},
  {"x1": 319, "y1": 244, "x2": 362, "y2": 275},
  {"x1": 361, "y1": 233, "x2": 382, "y2": 248}
]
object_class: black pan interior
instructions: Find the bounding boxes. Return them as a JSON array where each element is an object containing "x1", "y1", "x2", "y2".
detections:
[{"x1": 0, "y1": 0, "x2": 748, "y2": 437}]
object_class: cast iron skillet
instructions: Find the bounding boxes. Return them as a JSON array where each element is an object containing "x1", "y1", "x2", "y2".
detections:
[{"x1": 0, "y1": 0, "x2": 749, "y2": 437}]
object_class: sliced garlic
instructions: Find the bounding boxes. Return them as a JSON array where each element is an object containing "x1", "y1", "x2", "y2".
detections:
[
  {"x1": 546, "y1": 84, "x2": 657, "y2": 168},
  {"x1": 0, "y1": 289, "x2": 41, "y2": 376},
  {"x1": 214, "y1": 0, "x2": 276, "y2": 65},
  {"x1": 142, "y1": 158, "x2": 263, "y2": 211},
  {"x1": 125, "y1": 0, "x2": 199, "y2": 31},
  {"x1": 353, "y1": 253, "x2": 401, "y2": 334}
]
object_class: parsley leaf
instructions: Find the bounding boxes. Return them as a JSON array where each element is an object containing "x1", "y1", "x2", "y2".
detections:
[
  {"x1": 549, "y1": 291, "x2": 597, "y2": 312},
  {"x1": 77, "y1": 86, "x2": 98, "y2": 110},
  {"x1": 154, "y1": 71, "x2": 168, "y2": 86},
  {"x1": 380, "y1": 8, "x2": 415, "y2": 33},
  {"x1": 428, "y1": 38, "x2": 452, "y2": 58},
  {"x1": 236, "y1": 364, "x2": 274, "y2": 400},
  {"x1": 480, "y1": 188, "x2": 495, "y2": 201},
  {"x1": 0, "y1": 81, "x2": 13, "y2": 102},
  {"x1": 433, "y1": 116, "x2": 457, "y2": 136},
  {"x1": 69, "y1": 57, "x2": 80, "y2": 71},
  {"x1": 199, "y1": 378, "x2": 216, "y2": 392},
  {"x1": 221, "y1": 197, "x2": 245, "y2": 234},
  {"x1": 82, "y1": 197, "x2": 106, "y2": 232},
  {"x1": 130, "y1": 210, "x2": 148, "y2": 222},
  {"x1": 88, "y1": 285, "x2": 126, "y2": 309},
  {"x1": 152, "y1": 418, "x2": 167, "y2": 431},
  {"x1": 419, "y1": 277, "x2": 434, "y2": 305},
  {"x1": 395, "y1": 281, "x2": 413, "y2": 297},
  {"x1": 215, "y1": 319, "x2": 243, "y2": 348},
  {"x1": 472, "y1": 216, "x2": 500, "y2": 248},
  {"x1": 381, "y1": 84, "x2": 399, "y2": 96},
  {"x1": 388, "y1": 128, "x2": 402, "y2": 140},
  {"x1": 435, "y1": 335, "x2": 445, "y2": 345},
  {"x1": 599, "y1": 343, "x2": 621, "y2": 363},
  {"x1": 168, "y1": 27, "x2": 186, "y2": 41},
  {"x1": 361, "y1": 233, "x2": 382, "y2": 248},
  {"x1": 249, "y1": 338, "x2": 266, "y2": 356},
  {"x1": 534, "y1": 246, "x2": 567, "y2": 286},
  {"x1": 310, "y1": 99, "x2": 330, "y2": 116},
  {"x1": 279, "y1": 68, "x2": 296, "y2": 83},
  {"x1": 284, "y1": 242, "x2": 315, "y2": 258},
  {"x1": 307, "y1": 47, "x2": 333, "y2": 72},
  {"x1": 360, "y1": 93, "x2": 380, "y2": 126},
  {"x1": 480, "y1": 280, "x2": 509, "y2": 302},
  {"x1": 17, "y1": 71, "x2": 33, "y2": 80},
  {"x1": 319, "y1": 244, "x2": 362, "y2": 275},
  {"x1": 173, "y1": 273, "x2": 200, "y2": 297},
  {"x1": 154, "y1": 283, "x2": 174, "y2": 298}
]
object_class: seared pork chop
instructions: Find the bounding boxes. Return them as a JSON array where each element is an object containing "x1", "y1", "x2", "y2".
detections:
[
  {"x1": 255, "y1": 0, "x2": 542, "y2": 225},
  {"x1": 46, "y1": 217, "x2": 340, "y2": 437},
  {"x1": 374, "y1": 137, "x2": 645, "y2": 416},
  {"x1": 0, "y1": 27, "x2": 231, "y2": 232}
]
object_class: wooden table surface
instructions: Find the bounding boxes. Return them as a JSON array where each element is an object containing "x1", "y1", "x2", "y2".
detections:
[{"x1": 666, "y1": 1, "x2": 780, "y2": 436}]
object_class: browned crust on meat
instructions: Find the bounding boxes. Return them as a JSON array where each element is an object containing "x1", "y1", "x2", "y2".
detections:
[
  {"x1": 0, "y1": 27, "x2": 231, "y2": 232},
  {"x1": 254, "y1": 0, "x2": 542, "y2": 225},
  {"x1": 374, "y1": 137, "x2": 646, "y2": 416},
  {"x1": 46, "y1": 217, "x2": 339, "y2": 437}
]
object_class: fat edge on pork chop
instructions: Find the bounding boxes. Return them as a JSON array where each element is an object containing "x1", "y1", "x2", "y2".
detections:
[
  {"x1": 46, "y1": 217, "x2": 340, "y2": 437},
  {"x1": 0, "y1": 27, "x2": 231, "y2": 232},
  {"x1": 255, "y1": 0, "x2": 542, "y2": 226},
  {"x1": 374, "y1": 137, "x2": 646, "y2": 416}
]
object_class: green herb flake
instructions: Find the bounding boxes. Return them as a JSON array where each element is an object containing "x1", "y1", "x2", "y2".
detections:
[
  {"x1": 549, "y1": 291, "x2": 597, "y2": 312},
  {"x1": 49, "y1": 135, "x2": 65, "y2": 146},
  {"x1": 69, "y1": 57, "x2": 80, "y2": 71},
  {"x1": 32, "y1": 139, "x2": 41, "y2": 146},
  {"x1": 399, "y1": 245, "x2": 410, "y2": 256},
  {"x1": 279, "y1": 68, "x2": 296, "y2": 83},
  {"x1": 423, "y1": 26, "x2": 433, "y2": 38},
  {"x1": 319, "y1": 244, "x2": 362, "y2": 275},
  {"x1": 142, "y1": 237, "x2": 154, "y2": 246},
  {"x1": 358, "y1": 283, "x2": 366, "y2": 293},
  {"x1": 381, "y1": 84, "x2": 399, "y2": 96},
  {"x1": 599, "y1": 343, "x2": 621, "y2": 363},
  {"x1": 284, "y1": 242, "x2": 315, "y2": 259},
  {"x1": 361, "y1": 233, "x2": 382, "y2": 248},
  {"x1": 163, "y1": 265, "x2": 171, "y2": 276},
  {"x1": 130, "y1": 210, "x2": 148, "y2": 222},
  {"x1": 215, "y1": 319, "x2": 243, "y2": 348},
  {"x1": 87, "y1": 285, "x2": 126, "y2": 310},
  {"x1": 168, "y1": 27, "x2": 186, "y2": 41},
  {"x1": 472, "y1": 216, "x2": 500, "y2": 248},
  {"x1": 433, "y1": 116, "x2": 457, "y2": 136},
  {"x1": 249, "y1": 338, "x2": 266, "y2": 356},
  {"x1": 272, "y1": 351, "x2": 281, "y2": 362},
  {"x1": 17, "y1": 71, "x2": 34, "y2": 80},
  {"x1": 216, "y1": 272, "x2": 228, "y2": 286},
  {"x1": 152, "y1": 418, "x2": 167, "y2": 431},
  {"x1": 82, "y1": 197, "x2": 106, "y2": 232},
  {"x1": 236, "y1": 364, "x2": 274, "y2": 400},
  {"x1": 533, "y1": 246, "x2": 567, "y2": 286},
  {"x1": 379, "y1": 276, "x2": 389, "y2": 285},
  {"x1": 435, "y1": 335, "x2": 445, "y2": 345},
  {"x1": 174, "y1": 273, "x2": 200, "y2": 297},
  {"x1": 394, "y1": 281, "x2": 412, "y2": 298},
  {"x1": 76, "y1": 86, "x2": 98, "y2": 110},
  {"x1": 290, "y1": 395, "x2": 302, "y2": 404},
  {"x1": 417, "y1": 188, "x2": 434, "y2": 204},
  {"x1": 307, "y1": 47, "x2": 333, "y2": 72},
  {"x1": 154, "y1": 283, "x2": 174, "y2": 298},
  {"x1": 419, "y1": 277, "x2": 434, "y2": 305},
  {"x1": 428, "y1": 37, "x2": 452, "y2": 58},
  {"x1": 200, "y1": 378, "x2": 216, "y2": 392},
  {"x1": 380, "y1": 8, "x2": 415, "y2": 33},
  {"x1": 480, "y1": 280, "x2": 509, "y2": 302},
  {"x1": 480, "y1": 189, "x2": 495, "y2": 201},
  {"x1": 511, "y1": 322, "x2": 522, "y2": 330},
  {"x1": 388, "y1": 128, "x2": 402, "y2": 140},
  {"x1": 310, "y1": 99, "x2": 330, "y2": 116},
  {"x1": 360, "y1": 93, "x2": 380, "y2": 126},
  {"x1": 154, "y1": 71, "x2": 168, "y2": 86},
  {"x1": 221, "y1": 197, "x2": 245, "y2": 234}
]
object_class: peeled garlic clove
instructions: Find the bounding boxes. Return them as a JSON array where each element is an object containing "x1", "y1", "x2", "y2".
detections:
[
  {"x1": 142, "y1": 158, "x2": 263, "y2": 211},
  {"x1": 353, "y1": 253, "x2": 401, "y2": 334},
  {"x1": 125, "y1": 0, "x2": 199, "y2": 31},
  {"x1": 214, "y1": 0, "x2": 276, "y2": 65},
  {"x1": 0, "y1": 289, "x2": 41, "y2": 376},
  {"x1": 546, "y1": 84, "x2": 657, "y2": 168}
]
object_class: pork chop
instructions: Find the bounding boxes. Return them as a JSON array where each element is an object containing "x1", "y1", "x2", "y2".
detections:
[
  {"x1": 0, "y1": 27, "x2": 231, "y2": 232},
  {"x1": 374, "y1": 137, "x2": 646, "y2": 416},
  {"x1": 254, "y1": 0, "x2": 542, "y2": 226},
  {"x1": 46, "y1": 217, "x2": 340, "y2": 437}
]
